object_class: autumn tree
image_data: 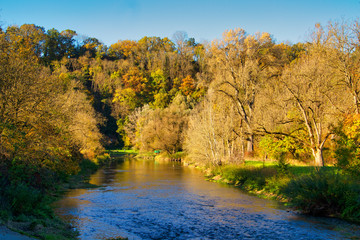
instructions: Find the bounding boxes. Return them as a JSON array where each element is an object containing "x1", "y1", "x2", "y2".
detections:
[
  {"x1": 325, "y1": 20, "x2": 360, "y2": 113},
  {"x1": 185, "y1": 89, "x2": 243, "y2": 166},
  {"x1": 130, "y1": 94, "x2": 190, "y2": 153},
  {"x1": 279, "y1": 39, "x2": 350, "y2": 166},
  {"x1": 108, "y1": 40, "x2": 138, "y2": 59},
  {"x1": 81, "y1": 37, "x2": 102, "y2": 58},
  {"x1": 179, "y1": 75, "x2": 196, "y2": 96},
  {"x1": 208, "y1": 28, "x2": 277, "y2": 154},
  {"x1": 5, "y1": 24, "x2": 45, "y2": 58},
  {"x1": 0, "y1": 26, "x2": 103, "y2": 179}
]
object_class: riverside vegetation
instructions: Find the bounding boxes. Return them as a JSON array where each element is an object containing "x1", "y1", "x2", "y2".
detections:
[{"x1": 0, "y1": 19, "x2": 360, "y2": 239}]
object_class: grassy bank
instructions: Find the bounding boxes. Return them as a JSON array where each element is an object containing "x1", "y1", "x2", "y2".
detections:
[{"x1": 205, "y1": 160, "x2": 360, "y2": 223}]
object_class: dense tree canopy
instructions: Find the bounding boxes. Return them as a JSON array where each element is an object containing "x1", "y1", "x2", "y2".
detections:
[{"x1": 1, "y1": 20, "x2": 360, "y2": 182}]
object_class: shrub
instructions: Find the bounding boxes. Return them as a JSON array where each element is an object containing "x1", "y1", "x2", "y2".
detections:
[
  {"x1": 282, "y1": 169, "x2": 360, "y2": 222},
  {"x1": 275, "y1": 152, "x2": 290, "y2": 176},
  {"x1": 6, "y1": 182, "x2": 53, "y2": 217},
  {"x1": 216, "y1": 165, "x2": 277, "y2": 191},
  {"x1": 95, "y1": 153, "x2": 111, "y2": 165}
]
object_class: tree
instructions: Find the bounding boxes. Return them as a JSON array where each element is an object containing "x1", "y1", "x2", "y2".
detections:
[
  {"x1": 208, "y1": 28, "x2": 277, "y2": 154},
  {"x1": 108, "y1": 40, "x2": 138, "y2": 59},
  {"x1": 81, "y1": 37, "x2": 102, "y2": 58},
  {"x1": 280, "y1": 43, "x2": 350, "y2": 166},
  {"x1": 132, "y1": 94, "x2": 190, "y2": 153},
  {"x1": 334, "y1": 113, "x2": 360, "y2": 175},
  {"x1": 185, "y1": 89, "x2": 243, "y2": 166},
  {"x1": 5, "y1": 24, "x2": 45, "y2": 58},
  {"x1": 0, "y1": 28, "x2": 103, "y2": 177},
  {"x1": 325, "y1": 20, "x2": 360, "y2": 113},
  {"x1": 179, "y1": 75, "x2": 196, "y2": 96},
  {"x1": 43, "y1": 28, "x2": 77, "y2": 64}
]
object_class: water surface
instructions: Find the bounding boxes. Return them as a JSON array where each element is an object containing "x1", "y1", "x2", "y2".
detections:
[{"x1": 55, "y1": 157, "x2": 359, "y2": 239}]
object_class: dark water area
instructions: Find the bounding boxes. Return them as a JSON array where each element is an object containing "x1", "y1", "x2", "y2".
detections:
[{"x1": 55, "y1": 156, "x2": 360, "y2": 239}]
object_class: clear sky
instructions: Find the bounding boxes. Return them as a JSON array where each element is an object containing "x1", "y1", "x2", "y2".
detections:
[{"x1": 0, "y1": 0, "x2": 359, "y2": 46}]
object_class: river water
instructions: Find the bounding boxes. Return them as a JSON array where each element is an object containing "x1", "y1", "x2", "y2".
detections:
[{"x1": 55, "y1": 156, "x2": 360, "y2": 240}]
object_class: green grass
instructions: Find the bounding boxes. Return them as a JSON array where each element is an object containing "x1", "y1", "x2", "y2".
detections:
[
  {"x1": 209, "y1": 160, "x2": 360, "y2": 222},
  {"x1": 107, "y1": 149, "x2": 138, "y2": 156},
  {"x1": 244, "y1": 160, "x2": 277, "y2": 167}
]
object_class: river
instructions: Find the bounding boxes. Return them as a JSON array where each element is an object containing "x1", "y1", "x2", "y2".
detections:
[{"x1": 55, "y1": 156, "x2": 360, "y2": 239}]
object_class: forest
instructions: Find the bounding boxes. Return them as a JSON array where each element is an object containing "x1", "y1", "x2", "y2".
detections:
[{"x1": 1, "y1": 19, "x2": 360, "y2": 238}]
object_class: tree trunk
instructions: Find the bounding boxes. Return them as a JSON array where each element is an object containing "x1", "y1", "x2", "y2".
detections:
[
  {"x1": 354, "y1": 95, "x2": 359, "y2": 114},
  {"x1": 246, "y1": 134, "x2": 254, "y2": 156},
  {"x1": 312, "y1": 147, "x2": 324, "y2": 167}
]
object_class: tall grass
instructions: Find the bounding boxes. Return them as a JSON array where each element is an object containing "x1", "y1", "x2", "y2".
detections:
[
  {"x1": 283, "y1": 169, "x2": 360, "y2": 222},
  {"x1": 210, "y1": 161, "x2": 360, "y2": 222}
]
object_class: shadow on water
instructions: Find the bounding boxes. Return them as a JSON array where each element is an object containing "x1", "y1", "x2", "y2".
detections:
[{"x1": 55, "y1": 156, "x2": 360, "y2": 240}]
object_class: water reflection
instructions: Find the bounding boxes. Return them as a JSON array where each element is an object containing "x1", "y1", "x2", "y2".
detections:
[{"x1": 55, "y1": 156, "x2": 359, "y2": 240}]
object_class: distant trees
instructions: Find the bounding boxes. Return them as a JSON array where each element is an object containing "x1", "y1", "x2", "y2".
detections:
[
  {"x1": 130, "y1": 94, "x2": 190, "y2": 153},
  {"x1": 3, "y1": 20, "x2": 360, "y2": 171}
]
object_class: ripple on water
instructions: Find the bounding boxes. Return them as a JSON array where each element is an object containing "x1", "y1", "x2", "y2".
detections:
[{"x1": 55, "y1": 158, "x2": 360, "y2": 240}]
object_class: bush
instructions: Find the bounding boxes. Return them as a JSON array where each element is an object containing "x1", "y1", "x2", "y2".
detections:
[
  {"x1": 95, "y1": 153, "x2": 111, "y2": 165},
  {"x1": 215, "y1": 165, "x2": 277, "y2": 191},
  {"x1": 282, "y1": 169, "x2": 360, "y2": 222},
  {"x1": 275, "y1": 152, "x2": 290, "y2": 176},
  {"x1": 79, "y1": 158, "x2": 99, "y2": 174},
  {"x1": 5, "y1": 182, "x2": 53, "y2": 217}
]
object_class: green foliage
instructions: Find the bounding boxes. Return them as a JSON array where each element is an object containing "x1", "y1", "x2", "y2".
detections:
[
  {"x1": 211, "y1": 161, "x2": 360, "y2": 222},
  {"x1": 151, "y1": 90, "x2": 170, "y2": 109},
  {"x1": 259, "y1": 135, "x2": 308, "y2": 161},
  {"x1": 275, "y1": 153, "x2": 290, "y2": 176},
  {"x1": 95, "y1": 153, "x2": 111, "y2": 165},
  {"x1": 283, "y1": 169, "x2": 360, "y2": 221},
  {"x1": 263, "y1": 176, "x2": 291, "y2": 196},
  {"x1": 78, "y1": 158, "x2": 99, "y2": 175},
  {"x1": 259, "y1": 136, "x2": 291, "y2": 175},
  {"x1": 213, "y1": 165, "x2": 277, "y2": 191},
  {"x1": 5, "y1": 182, "x2": 53, "y2": 217}
]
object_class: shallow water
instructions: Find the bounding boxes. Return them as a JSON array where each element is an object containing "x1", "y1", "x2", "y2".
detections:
[{"x1": 55, "y1": 157, "x2": 360, "y2": 239}]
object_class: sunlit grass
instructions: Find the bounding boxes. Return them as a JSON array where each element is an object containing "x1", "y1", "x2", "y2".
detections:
[
  {"x1": 244, "y1": 160, "x2": 276, "y2": 167},
  {"x1": 106, "y1": 149, "x2": 138, "y2": 156}
]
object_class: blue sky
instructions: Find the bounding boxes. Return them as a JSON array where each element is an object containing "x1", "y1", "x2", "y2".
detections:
[{"x1": 0, "y1": 0, "x2": 359, "y2": 46}]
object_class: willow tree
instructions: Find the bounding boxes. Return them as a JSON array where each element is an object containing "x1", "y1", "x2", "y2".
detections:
[{"x1": 208, "y1": 28, "x2": 277, "y2": 154}]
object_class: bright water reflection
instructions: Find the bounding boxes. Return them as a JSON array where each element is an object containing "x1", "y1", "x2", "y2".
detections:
[{"x1": 55, "y1": 156, "x2": 359, "y2": 240}]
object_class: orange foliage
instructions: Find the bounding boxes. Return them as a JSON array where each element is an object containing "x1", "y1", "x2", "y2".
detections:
[
  {"x1": 179, "y1": 75, "x2": 196, "y2": 96},
  {"x1": 122, "y1": 67, "x2": 148, "y2": 94}
]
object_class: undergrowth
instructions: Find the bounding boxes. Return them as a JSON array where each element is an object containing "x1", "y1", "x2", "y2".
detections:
[{"x1": 210, "y1": 161, "x2": 360, "y2": 223}]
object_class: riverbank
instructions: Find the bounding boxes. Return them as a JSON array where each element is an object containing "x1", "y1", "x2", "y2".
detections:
[
  {"x1": 0, "y1": 158, "x2": 101, "y2": 240},
  {"x1": 0, "y1": 224, "x2": 36, "y2": 240},
  {"x1": 120, "y1": 151, "x2": 360, "y2": 224},
  {"x1": 184, "y1": 159, "x2": 360, "y2": 224}
]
